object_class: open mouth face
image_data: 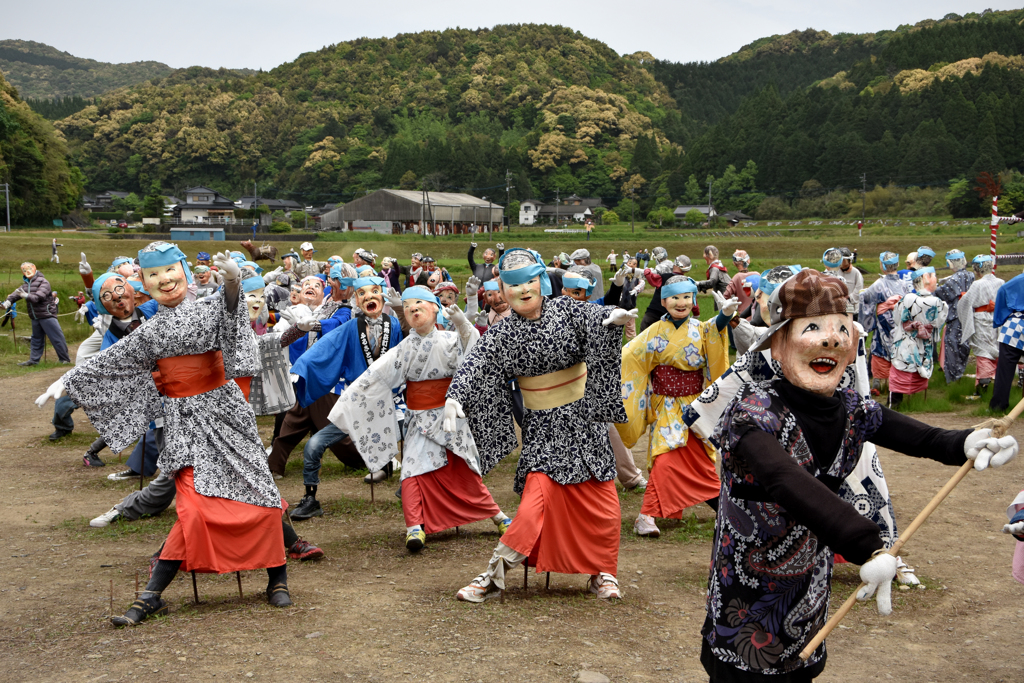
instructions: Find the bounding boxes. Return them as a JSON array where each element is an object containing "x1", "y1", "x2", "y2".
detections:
[
  {"x1": 665, "y1": 292, "x2": 694, "y2": 320},
  {"x1": 427, "y1": 271, "x2": 443, "y2": 289},
  {"x1": 299, "y1": 277, "x2": 324, "y2": 307},
  {"x1": 437, "y1": 290, "x2": 458, "y2": 307},
  {"x1": 289, "y1": 289, "x2": 302, "y2": 305},
  {"x1": 403, "y1": 298, "x2": 437, "y2": 334},
  {"x1": 245, "y1": 288, "x2": 266, "y2": 322},
  {"x1": 502, "y1": 274, "x2": 542, "y2": 319},
  {"x1": 142, "y1": 263, "x2": 188, "y2": 308},
  {"x1": 100, "y1": 277, "x2": 135, "y2": 319},
  {"x1": 486, "y1": 290, "x2": 508, "y2": 313},
  {"x1": 776, "y1": 313, "x2": 854, "y2": 396},
  {"x1": 357, "y1": 285, "x2": 383, "y2": 317}
]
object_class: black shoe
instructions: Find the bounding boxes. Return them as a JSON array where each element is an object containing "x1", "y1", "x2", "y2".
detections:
[
  {"x1": 267, "y1": 583, "x2": 293, "y2": 607},
  {"x1": 17, "y1": 361, "x2": 38, "y2": 367},
  {"x1": 83, "y1": 452, "x2": 105, "y2": 467},
  {"x1": 107, "y1": 469, "x2": 140, "y2": 481},
  {"x1": 111, "y1": 594, "x2": 167, "y2": 627},
  {"x1": 49, "y1": 429, "x2": 71, "y2": 441},
  {"x1": 290, "y1": 495, "x2": 323, "y2": 521}
]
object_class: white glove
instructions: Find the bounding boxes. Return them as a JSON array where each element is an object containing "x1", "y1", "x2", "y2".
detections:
[
  {"x1": 965, "y1": 428, "x2": 1019, "y2": 470},
  {"x1": 611, "y1": 267, "x2": 627, "y2": 287},
  {"x1": 1003, "y1": 520, "x2": 1024, "y2": 536},
  {"x1": 471, "y1": 242, "x2": 478, "y2": 248},
  {"x1": 475, "y1": 310, "x2": 489, "y2": 327},
  {"x1": 289, "y1": 373, "x2": 300, "y2": 384},
  {"x1": 630, "y1": 281, "x2": 645, "y2": 296},
  {"x1": 465, "y1": 276, "x2": 481, "y2": 298},
  {"x1": 79, "y1": 253, "x2": 92, "y2": 276},
  {"x1": 445, "y1": 304, "x2": 469, "y2": 329},
  {"x1": 74, "y1": 304, "x2": 89, "y2": 323},
  {"x1": 14, "y1": 289, "x2": 26, "y2": 299},
  {"x1": 442, "y1": 397, "x2": 465, "y2": 433},
  {"x1": 296, "y1": 315, "x2": 317, "y2": 332},
  {"x1": 602, "y1": 308, "x2": 639, "y2": 327},
  {"x1": 712, "y1": 290, "x2": 727, "y2": 310},
  {"x1": 212, "y1": 252, "x2": 240, "y2": 282},
  {"x1": 1, "y1": 300, "x2": 9, "y2": 310},
  {"x1": 34, "y1": 377, "x2": 66, "y2": 408},
  {"x1": 385, "y1": 287, "x2": 403, "y2": 310},
  {"x1": 857, "y1": 551, "x2": 898, "y2": 615},
  {"x1": 496, "y1": 242, "x2": 504, "y2": 251},
  {"x1": 720, "y1": 296, "x2": 740, "y2": 317}
]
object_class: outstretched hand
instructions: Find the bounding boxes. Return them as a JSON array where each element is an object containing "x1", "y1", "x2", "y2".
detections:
[
  {"x1": 465, "y1": 276, "x2": 481, "y2": 298},
  {"x1": 442, "y1": 398, "x2": 466, "y2": 432},
  {"x1": 720, "y1": 296, "x2": 740, "y2": 317},
  {"x1": 965, "y1": 428, "x2": 1018, "y2": 470},
  {"x1": 856, "y1": 551, "x2": 897, "y2": 615},
  {"x1": 611, "y1": 266, "x2": 627, "y2": 287},
  {"x1": 385, "y1": 287, "x2": 403, "y2": 310},
  {"x1": 74, "y1": 304, "x2": 89, "y2": 324},
  {"x1": 213, "y1": 252, "x2": 240, "y2": 281},
  {"x1": 445, "y1": 304, "x2": 469, "y2": 328},
  {"x1": 35, "y1": 378, "x2": 66, "y2": 408},
  {"x1": 79, "y1": 253, "x2": 92, "y2": 276},
  {"x1": 602, "y1": 308, "x2": 639, "y2": 327}
]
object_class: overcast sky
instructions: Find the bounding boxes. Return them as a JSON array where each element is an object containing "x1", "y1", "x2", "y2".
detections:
[{"x1": 4, "y1": 1, "x2": 1021, "y2": 70}]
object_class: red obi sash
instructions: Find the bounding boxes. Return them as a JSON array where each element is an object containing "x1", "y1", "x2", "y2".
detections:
[
  {"x1": 975, "y1": 301, "x2": 995, "y2": 313},
  {"x1": 651, "y1": 364, "x2": 704, "y2": 397},
  {"x1": 153, "y1": 350, "x2": 229, "y2": 398},
  {"x1": 405, "y1": 378, "x2": 452, "y2": 410}
]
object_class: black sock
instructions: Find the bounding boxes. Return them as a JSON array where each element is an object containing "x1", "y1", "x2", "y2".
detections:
[
  {"x1": 705, "y1": 496, "x2": 719, "y2": 513},
  {"x1": 144, "y1": 559, "x2": 182, "y2": 594},
  {"x1": 304, "y1": 485, "x2": 317, "y2": 498},
  {"x1": 266, "y1": 563, "x2": 287, "y2": 589},
  {"x1": 282, "y1": 518, "x2": 298, "y2": 549}
]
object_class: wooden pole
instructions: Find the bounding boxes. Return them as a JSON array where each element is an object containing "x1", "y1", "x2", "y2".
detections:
[
  {"x1": 192, "y1": 571, "x2": 200, "y2": 604},
  {"x1": 236, "y1": 572, "x2": 243, "y2": 599},
  {"x1": 109, "y1": 579, "x2": 114, "y2": 616}
]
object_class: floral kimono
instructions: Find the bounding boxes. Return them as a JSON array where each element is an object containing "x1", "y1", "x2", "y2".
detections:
[
  {"x1": 934, "y1": 268, "x2": 974, "y2": 383},
  {"x1": 891, "y1": 293, "x2": 947, "y2": 379}
]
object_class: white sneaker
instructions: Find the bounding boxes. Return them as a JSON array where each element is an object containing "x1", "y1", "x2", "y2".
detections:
[
  {"x1": 107, "y1": 469, "x2": 140, "y2": 481},
  {"x1": 90, "y1": 507, "x2": 123, "y2": 528},
  {"x1": 633, "y1": 513, "x2": 660, "y2": 538},
  {"x1": 589, "y1": 573, "x2": 621, "y2": 599},
  {"x1": 265, "y1": 446, "x2": 272, "y2": 457},
  {"x1": 895, "y1": 556, "x2": 921, "y2": 586},
  {"x1": 456, "y1": 574, "x2": 501, "y2": 603}
]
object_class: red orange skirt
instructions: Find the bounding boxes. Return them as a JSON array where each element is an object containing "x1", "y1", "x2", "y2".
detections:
[
  {"x1": 889, "y1": 366, "x2": 928, "y2": 394},
  {"x1": 641, "y1": 438, "x2": 720, "y2": 518},
  {"x1": 501, "y1": 473, "x2": 620, "y2": 576},
  {"x1": 977, "y1": 356, "x2": 997, "y2": 381},
  {"x1": 401, "y1": 452, "x2": 500, "y2": 534},
  {"x1": 159, "y1": 467, "x2": 285, "y2": 574},
  {"x1": 871, "y1": 355, "x2": 892, "y2": 380}
]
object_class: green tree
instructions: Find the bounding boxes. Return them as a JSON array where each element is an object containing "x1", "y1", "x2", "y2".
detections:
[
  {"x1": 290, "y1": 211, "x2": 309, "y2": 229},
  {"x1": 399, "y1": 170, "x2": 418, "y2": 189},
  {"x1": 945, "y1": 178, "x2": 984, "y2": 218},
  {"x1": 683, "y1": 208, "x2": 707, "y2": 226},
  {"x1": 601, "y1": 210, "x2": 620, "y2": 224}
]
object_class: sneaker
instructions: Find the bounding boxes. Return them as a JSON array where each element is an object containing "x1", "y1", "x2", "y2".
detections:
[
  {"x1": 588, "y1": 573, "x2": 621, "y2": 599},
  {"x1": 634, "y1": 513, "x2": 661, "y2": 538},
  {"x1": 288, "y1": 538, "x2": 325, "y2": 561},
  {"x1": 90, "y1": 507, "x2": 123, "y2": 528},
  {"x1": 82, "y1": 452, "x2": 105, "y2": 467},
  {"x1": 108, "y1": 469, "x2": 140, "y2": 481},
  {"x1": 895, "y1": 556, "x2": 921, "y2": 586},
  {"x1": 405, "y1": 527, "x2": 426, "y2": 552},
  {"x1": 290, "y1": 495, "x2": 323, "y2": 521},
  {"x1": 496, "y1": 517, "x2": 512, "y2": 535},
  {"x1": 49, "y1": 429, "x2": 71, "y2": 441},
  {"x1": 625, "y1": 476, "x2": 648, "y2": 492},
  {"x1": 17, "y1": 361, "x2": 38, "y2": 367},
  {"x1": 456, "y1": 574, "x2": 500, "y2": 603},
  {"x1": 111, "y1": 594, "x2": 167, "y2": 627},
  {"x1": 273, "y1": 473, "x2": 284, "y2": 481},
  {"x1": 267, "y1": 583, "x2": 293, "y2": 608}
]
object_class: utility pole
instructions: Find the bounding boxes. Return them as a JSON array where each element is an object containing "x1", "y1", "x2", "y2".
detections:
[
  {"x1": 505, "y1": 169, "x2": 514, "y2": 234},
  {"x1": 861, "y1": 172, "x2": 867, "y2": 233},
  {"x1": 707, "y1": 179, "x2": 713, "y2": 229},
  {"x1": 555, "y1": 189, "x2": 560, "y2": 228},
  {"x1": 2, "y1": 183, "x2": 9, "y2": 232}
]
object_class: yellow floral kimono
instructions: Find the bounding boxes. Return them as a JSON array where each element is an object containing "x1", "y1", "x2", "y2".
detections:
[{"x1": 617, "y1": 316, "x2": 729, "y2": 468}]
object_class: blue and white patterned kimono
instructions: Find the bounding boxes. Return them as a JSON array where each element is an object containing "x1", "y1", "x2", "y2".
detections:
[{"x1": 860, "y1": 273, "x2": 910, "y2": 362}]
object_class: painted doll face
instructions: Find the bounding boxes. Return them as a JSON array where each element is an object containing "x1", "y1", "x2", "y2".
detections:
[
  {"x1": 141, "y1": 261, "x2": 188, "y2": 308},
  {"x1": 774, "y1": 313, "x2": 854, "y2": 396},
  {"x1": 195, "y1": 269, "x2": 212, "y2": 285},
  {"x1": 245, "y1": 287, "x2": 266, "y2": 322},
  {"x1": 301, "y1": 248, "x2": 315, "y2": 262},
  {"x1": 289, "y1": 287, "x2": 302, "y2": 306},
  {"x1": 563, "y1": 287, "x2": 588, "y2": 302},
  {"x1": 20, "y1": 263, "x2": 36, "y2": 278},
  {"x1": 755, "y1": 289, "x2": 771, "y2": 323},
  {"x1": 299, "y1": 276, "x2": 324, "y2": 308},
  {"x1": 99, "y1": 276, "x2": 136, "y2": 320},
  {"x1": 427, "y1": 270, "x2": 443, "y2": 289},
  {"x1": 914, "y1": 271, "x2": 937, "y2": 294},
  {"x1": 283, "y1": 256, "x2": 297, "y2": 270},
  {"x1": 664, "y1": 292, "x2": 694, "y2": 320},
  {"x1": 437, "y1": 289, "x2": 458, "y2": 307},
  {"x1": 115, "y1": 262, "x2": 135, "y2": 278},
  {"x1": 500, "y1": 268, "x2": 543, "y2": 320},
  {"x1": 356, "y1": 284, "x2": 384, "y2": 318},
  {"x1": 403, "y1": 298, "x2": 438, "y2": 335},
  {"x1": 483, "y1": 249, "x2": 496, "y2": 264},
  {"x1": 485, "y1": 288, "x2": 508, "y2": 314}
]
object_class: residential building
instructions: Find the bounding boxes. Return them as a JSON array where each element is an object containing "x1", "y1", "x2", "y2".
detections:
[
  {"x1": 319, "y1": 189, "x2": 502, "y2": 235},
  {"x1": 174, "y1": 187, "x2": 237, "y2": 223},
  {"x1": 519, "y1": 194, "x2": 606, "y2": 225}
]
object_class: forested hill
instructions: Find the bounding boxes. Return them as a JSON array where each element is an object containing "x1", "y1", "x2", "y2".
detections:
[
  {"x1": 0, "y1": 40, "x2": 174, "y2": 101},
  {"x1": 56, "y1": 24, "x2": 682, "y2": 203}
]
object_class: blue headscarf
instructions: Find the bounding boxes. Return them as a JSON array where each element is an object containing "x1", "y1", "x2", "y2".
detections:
[
  {"x1": 917, "y1": 246, "x2": 936, "y2": 258},
  {"x1": 822, "y1": 248, "x2": 843, "y2": 269},
  {"x1": 880, "y1": 252, "x2": 900, "y2": 267},
  {"x1": 661, "y1": 278, "x2": 698, "y2": 300},
  {"x1": 138, "y1": 242, "x2": 193, "y2": 284},
  {"x1": 109, "y1": 256, "x2": 134, "y2": 272},
  {"x1": 353, "y1": 276, "x2": 386, "y2": 291},
  {"x1": 498, "y1": 248, "x2": 551, "y2": 296},
  {"x1": 242, "y1": 260, "x2": 263, "y2": 275},
  {"x1": 911, "y1": 266, "x2": 935, "y2": 281},
  {"x1": 973, "y1": 254, "x2": 993, "y2": 266},
  {"x1": 562, "y1": 271, "x2": 595, "y2": 296},
  {"x1": 242, "y1": 274, "x2": 266, "y2": 293},
  {"x1": 401, "y1": 286, "x2": 440, "y2": 307},
  {"x1": 743, "y1": 272, "x2": 761, "y2": 292},
  {"x1": 483, "y1": 280, "x2": 499, "y2": 292},
  {"x1": 92, "y1": 272, "x2": 126, "y2": 313},
  {"x1": 945, "y1": 250, "x2": 965, "y2": 263},
  {"x1": 329, "y1": 263, "x2": 355, "y2": 290}
]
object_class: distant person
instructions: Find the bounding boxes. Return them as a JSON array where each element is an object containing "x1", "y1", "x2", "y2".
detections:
[
  {"x1": 50, "y1": 238, "x2": 62, "y2": 264},
  {"x1": 467, "y1": 242, "x2": 505, "y2": 285},
  {"x1": 2, "y1": 262, "x2": 70, "y2": 366},
  {"x1": 606, "y1": 250, "x2": 618, "y2": 274},
  {"x1": 695, "y1": 245, "x2": 729, "y2": 308},
  {"x1": 570, "y1": 249, "x2": 604, "y2": 302}
]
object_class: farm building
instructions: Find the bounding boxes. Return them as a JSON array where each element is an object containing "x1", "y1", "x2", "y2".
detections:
[{"x1": 318, "y1": 190, "x2": 504, "y2": 235}]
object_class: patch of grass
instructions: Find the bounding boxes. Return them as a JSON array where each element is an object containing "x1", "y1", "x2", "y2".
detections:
[{"x1": 55, "y1": 513, "x2": 177, "y2": 540}]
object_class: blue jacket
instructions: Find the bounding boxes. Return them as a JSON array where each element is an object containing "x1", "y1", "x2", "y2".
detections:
[{"x1": 994, "y1": 273, "x2": 1024, "y2": 328}]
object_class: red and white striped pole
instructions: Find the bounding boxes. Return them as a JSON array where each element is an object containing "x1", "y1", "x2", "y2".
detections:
[{"x1": 990, "y1": 195, "x2": 999, "y2": 272}]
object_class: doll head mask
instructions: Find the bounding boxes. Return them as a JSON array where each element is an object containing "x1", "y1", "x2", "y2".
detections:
[
  {"x1": 402, "y1": 287, "x2": 440, "y2": 336},
  {"x1": 434, "y1": 282, "x2": 459, "y2": 307},
  {"x1": 138, "y1": 242, "x2": 192, "y2": 308},
  {"x1": 755, "y1": 269, "x2": 853, "y2": 396},
  {"x1": 20, "y1": 262, "x2": 37, "y2": 279},
  {"x1": 299, "y1": 276, "x2": 324, "y2": 308},
  {"x1": 661, "y1": 276, "x2": 697, "y2": 320},
  {"x1": 241, "y1": 268, "x2": 267, "y2": 322},
  {"x1": 94, "y1": 273, "x2": 136, "y2": 320},
  {"x1": 354, "y1": 276, "x2": 386, "y2": 319},
  {"x1": 562, "y1": 268, "x2": 595, "y2": 302},
  {"x1": 498, "y1": 249, "x2": 551, "y2": 320}
]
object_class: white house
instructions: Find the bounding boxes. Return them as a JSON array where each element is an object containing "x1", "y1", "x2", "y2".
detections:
[{"x1": 175, "y1": 187, "x2": 237, "y2": 223}]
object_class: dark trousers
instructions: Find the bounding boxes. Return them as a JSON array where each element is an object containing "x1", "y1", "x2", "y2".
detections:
[
  {"x1": 52, "y1": 394, "x2": 78, "y2": 433},
  {"x1": 639, "y1": 308, "x2": 662, "y2": 333},
  {"x1": 29, "y1": 317, "x2": 70, "y2": 363},
  {"x1": 125, "y1": 428, "x2": 160, "y2": 477},
  {"x1": 990, "y1": 342, "x2": 1024, "y2": 411},
  {"x1": 268, "y1": 394, "x2": 363, "y2": 476}
]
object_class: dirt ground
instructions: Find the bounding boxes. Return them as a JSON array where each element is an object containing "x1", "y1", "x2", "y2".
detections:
[{"x1": 1, "y1": 348, "x2": 1023, "y2": 683}]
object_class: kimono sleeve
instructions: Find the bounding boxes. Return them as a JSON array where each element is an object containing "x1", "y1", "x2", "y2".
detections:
[
  {"x1": 196, "y1": 290, "x2": 261, "y2": 381},
  {"x1": 447, "y1": 324, "x2": 518, "y2": 475},
  {"x1": 329, "y1": 345, "x2": 404, "y2": 473},
  {"x1": 576, "y1": 300, "x2": 628, "y2": 424},
  {"x1": 290, "y1": 320, "x2": 357, "y2": 407},
  {"x1": 62, "y1": 323, "x2": 163, "y2": 453},
  {"x1": 318, "y1": 306, "x2": 352, "y2": 336},
  {"x1": 698, "y1": 316, "x2": 730, "y2": 383},
  {"x1": 617, "y1": 323, "x2": 660, "y2": 448}
]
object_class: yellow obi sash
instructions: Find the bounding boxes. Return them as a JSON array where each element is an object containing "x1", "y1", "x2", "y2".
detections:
[{"x1": 518, "y1": 362, "x2": 587, "y2": 411}]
